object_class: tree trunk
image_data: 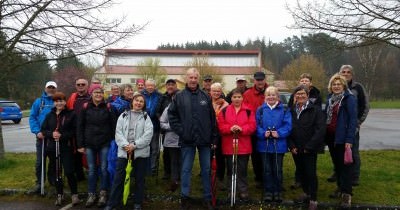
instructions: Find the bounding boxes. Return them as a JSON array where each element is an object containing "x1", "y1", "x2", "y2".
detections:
[{"x1": 0, "y1": 122, "x2": 5, "y2": 159}]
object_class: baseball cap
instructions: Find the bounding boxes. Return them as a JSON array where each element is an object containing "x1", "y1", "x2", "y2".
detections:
[
  {"x1": 45, "y1": 81, "x2": 57, "y2": 88},
  {"x1": 253, "y1": 72, "x2": 266, "y2": 80},
  {"x1": 165, "y1": 78, "x2": 176, "y2": 84},
  {"x1": 203, "y1": 75, "x2": 213, "y2": 81},
  {"x1": 236, "y1": 75, "x2": 246, "y2": 82}
]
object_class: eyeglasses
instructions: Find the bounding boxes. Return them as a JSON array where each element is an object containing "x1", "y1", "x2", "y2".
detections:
[
  {"x1": 295, "y1": 92, "x2": 307, "y2": 96},
  {"x1": 47, "y1": 86, "x2": 56, "y2": 89},
  {"x1": 341, "y1": 70, "x2": 352, "y2": 74},
  {"x1": 76, "y1": 83, "x2": 86, "y2": 87}
]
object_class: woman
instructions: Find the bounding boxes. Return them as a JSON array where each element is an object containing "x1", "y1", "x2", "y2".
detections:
[
  {"x1": 104, "y1": 93, "x2": 153, "y2": 210},
  {"x1": 111, "y1": 84, "x2": 134, "y2": 117},
  {"x1": 325, "y1": 73, "x2": 357, "y2": 208},
  {"x1": 41, "y1": 92, "x2": 79, "y2": 206},
  {"x1": 288, "y1": 85, "x2": 326, "y2": 210},
  {"x1": 77, "y1": 86, "x2": 116, "y2": 208},
  {"x1": 256, "y1": 86, "x2": 292, "y2": 203},
  {"x1": 160, "y1": 103, "x2": 181, "y2": 192},
  {"x1": 210, "y1": 82, "x2": 229, "y2": 188},
  {"x1": 217, "y1": 88, "x2": 256, "y2": 201}
]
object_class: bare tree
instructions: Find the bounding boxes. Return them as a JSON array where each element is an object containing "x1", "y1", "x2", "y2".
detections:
[
  {"x1": 287, "y1": 0, "x2": 400, "y2": 48},
  {"x1": 0, "y1": 0, "x2": 144, "y2": 79},
  {"x1": 137, "y1": 58, "x2": 167, "y2": 90}
]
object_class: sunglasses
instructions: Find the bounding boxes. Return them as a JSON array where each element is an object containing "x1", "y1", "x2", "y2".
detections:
[{"x1": 76, "y1": 83, "x2": 86, "y2": 87}]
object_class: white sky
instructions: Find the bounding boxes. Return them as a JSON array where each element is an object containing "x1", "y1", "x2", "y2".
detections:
[{"x1": 110, "y1": 0, "x2": 300, "y2": 49}]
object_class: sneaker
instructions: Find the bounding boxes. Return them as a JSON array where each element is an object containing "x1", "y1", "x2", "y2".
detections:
[
  {"x1": 308, "y1": 200, "x2": 318, "y2": 210},
  {"x1": 97, "y1": 190, "x2": 107, "y2": 207},
  {"x1": 85, "y1": 193, "x2": 96, "y2": 207},
  {"x1": 328, "y1": 189, "x2": 341, "y2": 198},
  {"x1": 294, "y1": 193, "x2": 310, "y2": 204},
  {"x1": 55, "y1": 194, "x2": 63, "y2": 206},
  {"x1": 340, "y1": 193, "x2": 352, "y2": 208},
  {"x1": 327, "y1": 173, "x2": 337, "y2": 182},
  {"x1": 263, "y1": 192, "x2": 273, "y2": 203},
  {"x1": 71, "y1": 194, "x2": 80, "y2": 206}
]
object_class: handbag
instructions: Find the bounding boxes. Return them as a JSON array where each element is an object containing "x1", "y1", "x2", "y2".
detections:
[{"x1": 344, "y1": 147, "x2": 353, "y2": 165}]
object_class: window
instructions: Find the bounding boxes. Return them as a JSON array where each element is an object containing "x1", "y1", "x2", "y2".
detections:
[
  {"x1": 130, "y1": 78, "x2": 137, "y2": 84},
  {"x1": 106, "y1": 78, "x2": 121, "y2": 83}
]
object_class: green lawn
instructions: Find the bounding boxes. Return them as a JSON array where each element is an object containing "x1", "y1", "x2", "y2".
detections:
[
  {"x1": 370, "y1": 100, "x2": 400, "y2": 109},
  {"x1": 1, "y1": 151, "x2": 399, "y2": 209}
]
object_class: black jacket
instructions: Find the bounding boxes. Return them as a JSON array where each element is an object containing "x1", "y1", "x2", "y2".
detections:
[
  {"x1": 77, "y1": 101, "x2": 116, "y2": 149},
  {"x1": 41, "y1": 107, "x2": 76, "y2": 152},
  {"x1": 288, "y1": 101, "x2": 326, "y2": 153},
  {"x1": 288, "y1": 86, "x2": 322, "y2": 109},
  {"x1": 168, "y1": 85, "x2": 218, "y2": 147}
]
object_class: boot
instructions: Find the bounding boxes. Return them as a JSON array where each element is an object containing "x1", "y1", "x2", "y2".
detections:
[
  {"x1": 341, "y1": 193, "x2": 352, "y2": 208},
  {"x1": 71, "y1": 194, "x2": 80, "y2": 206},
  {"x1": 85, "y1": 193, "x2": 96, "y2": 207},
  {"x1": 308, "y1": 200, "x2": 318, "y2": 210},
  {"x1": 55, "y1": 194, "x2": 63, "y2": 206},
  {"x1": 97, "y1": 190, "x2": 107, "y2": 207}
]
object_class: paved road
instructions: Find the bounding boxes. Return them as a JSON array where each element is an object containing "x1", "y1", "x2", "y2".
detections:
[{"x1": 2, "y1": 109, "x2": 400, "y2": 152}]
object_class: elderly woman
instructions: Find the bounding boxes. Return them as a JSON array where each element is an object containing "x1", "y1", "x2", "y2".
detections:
[
  {"x1": 325, "y1": 73, "x2": 357, "y2": 208},
  {"x1": 256, "y1": 86, "x2": 292, "y2": 203},
  {"x1": 288, "y1": 85, "x2": 326, "y2": 210},
  {"x1": 104, "y1": 93, "x2": 153, "y2": 210},
  {"x1": 217, "y1": 88, "x2": 256, "y2": 201}
]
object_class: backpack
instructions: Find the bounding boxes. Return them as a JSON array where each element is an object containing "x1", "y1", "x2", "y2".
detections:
[{"x1": 122, "y1": 111, "x2": 148, "y2": 120}]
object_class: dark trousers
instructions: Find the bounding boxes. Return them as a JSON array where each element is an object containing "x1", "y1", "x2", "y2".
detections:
[
  {"x1": 352, "y1": 131, "x2": 361, "y2": 181},
  {"x1": 216, "y1": 138, "x2": 226, "y2": 181},
  {"x1": 47, "y1": 149, "x2": 77, "y2": 195},
  {"x1": 225, "y1": 154, "x2": 249, "y2": 194},
  {"x1": 73, "y1": 148, "x2": 85, "y2": 181},
  {"x1": 162, "y1": 136, "x2": 171, "y2": 177},
  {"x1": 35, "y1": 139, "x2": 55, "y2": 185},
  {"x1": 261, "y1": 152, "x2": 284, "y2": 194},
  {"x1": 107, "y1": 157, "x2": 147, "y2": 207},
  {"x1": 294, "y1": 152, "x2": 318, "y2": 200},
  {"x1": 292, "y1": 152, "x2": 302, "y2": 183},
  {"x1": 167, "y1": 147, "x2": 181, "y2": 182},
  {"x1": 327, "y1": 141, "x2": 353, "y2": 195},
  {"x1": 250, "y1": 135, "x2": 263, "y2": 182},
  {"x1": 150, "y1": 131, "x2": 161, "y2": 173}
]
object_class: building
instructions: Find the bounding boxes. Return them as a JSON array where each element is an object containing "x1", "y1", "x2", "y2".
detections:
[{"x1": 95, "y1": 49, "x2": 274, "y2": 92}]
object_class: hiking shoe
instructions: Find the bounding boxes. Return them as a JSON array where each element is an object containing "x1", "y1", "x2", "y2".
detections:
[
  {"x1": 71, "y1": 194, "x2": 80, "y2": 206},
  {"x1": 328, "y1": 189, "x2": 341, "y2": 198},
  {"x1": 327, "y1": 173, "x2": 337, "y2": 182},
  {"x1": 294, "y1": 193, "x2": 310, "y2": 204},
  {"x1": 263, "y1": 192, "x2": 273, "y2": 203},
  {"x1": 85, "y1": 193, "x2": 96, "y2": 207},
  {"x1": 340, "y1": 193, "x2": 352, "y2": 208},
  {"x1": 55, "y1": 194, "x2": 63, "y2": 206},
  {"x1": 97, "y1": 190, "x2": 107, "y2": 207},
  {"x1": 308, "y1": 200, "x2": 318, "y2": 210}
]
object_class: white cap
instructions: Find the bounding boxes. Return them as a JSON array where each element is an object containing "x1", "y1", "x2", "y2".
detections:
[
  {"x1": 45, "y1": 81, "x2": 57, "y2": 88},
  {"x1": 236, "y1": 75, "x2": 246, "y2": 82}
]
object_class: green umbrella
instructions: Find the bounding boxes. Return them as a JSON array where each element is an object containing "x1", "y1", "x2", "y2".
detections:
[{"x1": 123, "y1": 153, "x2": 133, "y2": 206}]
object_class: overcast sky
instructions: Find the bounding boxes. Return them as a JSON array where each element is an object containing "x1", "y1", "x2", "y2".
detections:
[{"x1": 110, "y1": 0, "x2": 300, "y2": 49}]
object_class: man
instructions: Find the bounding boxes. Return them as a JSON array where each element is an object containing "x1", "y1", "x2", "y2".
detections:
[
  {"x1": 66, "y1": 78, "x2": 91, "y2": 181},
  {"x1": 156, "y1": 78, "x2": 179, "y2": 181},
  {"x1": 243, "y1": 71, "x2": 269, "y2": 186},
  {"x1": 202, "y1": 74, "x2": 213, "y2": 95},
  {"x1": 28, "y1": 81, "x2": 57, "y2": 194},
  {"x1": 107, "y1": 84, "x2": 120, "y2": 103},
  {"x1": 288, "y1": 73, "x2": 322, "y2": 189},
  {"x1": 338, "y1": 65, "x2": 369, "y2": 186},
  {"x1": 226, "y1": 75, "x2": 249, "y2": 104},
  {"x1": 142, "y1": 79, "x2": 162, "y2": 175},
  {"x1": 168, "y1": 68, "x2": 218, "y2": 210}
]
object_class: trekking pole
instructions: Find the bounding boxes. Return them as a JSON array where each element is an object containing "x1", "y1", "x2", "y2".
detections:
[
  {"x1": 231, "y1": 131, "x2": 238, "y2": 207},
  {"x1": 40, "y1": 138, "x2": 45, "y2": 196},
  {"x1": 271, "y1": 126, "x2": 280, "y2": 189},
  {"x1": 55, "y1": 139, "x2": 62, "y2": 184}
]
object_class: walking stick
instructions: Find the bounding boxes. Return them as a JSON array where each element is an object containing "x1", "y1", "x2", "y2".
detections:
[
  {"x1": 231, "y1": 131, "x2": 239, "y2": 207},
  {"x1": 55, "y1": 139, "x2": 62, "y2": 186},
  {"x1": 40, "y1": 138, "x2": 45, "y2": 196}
]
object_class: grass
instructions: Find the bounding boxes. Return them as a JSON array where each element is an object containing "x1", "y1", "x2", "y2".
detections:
[
  {"x1": 0, "y1": 151, "x2": 399, "y2": 209},
  {"x1": 370, "y1": 100, "x2": 400, "y2": 109}
]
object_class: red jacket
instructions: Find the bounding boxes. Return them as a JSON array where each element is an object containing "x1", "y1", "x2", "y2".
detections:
[
  {"x1": 217, "y1": 104, "x2": 256, "y2": 155},
  {"x1": 243, "y1": 83, "x2": 268, "y2": 112}
]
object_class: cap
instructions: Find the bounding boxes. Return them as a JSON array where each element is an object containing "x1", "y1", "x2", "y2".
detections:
[
  {"x1": 88, "y1": 83, "x2": 103, "y2": 95},
  {"x1": 236, "y1": 75, "x2": 246, "y2": 82},
  {"x1": 253, "y1": 71, "x2": 266, "y2": 80},
  {"x1": 165, "y1": 78, "x2": 176, "y2": 84},
  {"x1": 203, "y1": 75, "x2": 213, "y2": 81},
  {"x1": 45, "y1": 81, "x2": 57, "y2": 88}
]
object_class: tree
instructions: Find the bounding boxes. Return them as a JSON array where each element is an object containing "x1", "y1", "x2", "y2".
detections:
[
  {"x1": 137, "y1": 58, "x2": 167, "y2": 90},
  {"x1": 288, "y1": 0, "x2": 400, "y2": 48},
  {"x1": 185, "y1": 54, "x2": 222, "y2": 84},
  {"x1": 281, "y1": 54, "x2": 328, "y2": 93}
]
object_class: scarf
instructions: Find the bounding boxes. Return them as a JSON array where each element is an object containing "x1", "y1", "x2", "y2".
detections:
[{"x1": 326, "y1": 93, "x2": 344, "y2": 124}]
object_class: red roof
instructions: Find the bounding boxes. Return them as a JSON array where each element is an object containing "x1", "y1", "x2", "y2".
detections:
[
  {"x1": 105, "y1": 49, "x2": 260, "y2": 56},
  {"x1": 102, "y1": 66, "x2": 257, "y2": 75}
]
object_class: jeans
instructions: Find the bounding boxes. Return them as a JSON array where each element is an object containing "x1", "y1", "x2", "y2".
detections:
[
  {"x1": 35, "y1": 139, "x2": 54, "y2": 185},
  {"x1": 86, "y1": 146, "x2": 109, "y2": 193},
  {"x1": 181, "y1": 146, "x2": 211, "y2": 200},
  {"x1": 261, "y1": 152, "x2": 284, "y2": 194},
  {"x1": 107, "y1": 157, "x2": 147, "y2": 207}
]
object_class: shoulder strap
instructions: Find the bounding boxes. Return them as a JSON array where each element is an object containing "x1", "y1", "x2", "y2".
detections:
[
  {"x1": 39, "y1": 98, "x2": 45, "y2": 113},
  {"x1": 143, "y1": 112, "x2": 148, "y2": 120}
]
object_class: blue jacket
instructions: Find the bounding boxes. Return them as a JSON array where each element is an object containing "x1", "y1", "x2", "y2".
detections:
[
  {"x1": 256, "y1": 102, "x2": 292, "y2": 153},
  {"x1": 111, "y1": 96, "x2": 131, "y2": 117},
  {"x1": 29, "y1": 92, "x2": 54, "y2": 135},
  {"x1": 142, "y1": 89, "x2": 161, "y2": 130},
  {"x1": 325, "y1": 90, "x2": 357, "y2": 144}
]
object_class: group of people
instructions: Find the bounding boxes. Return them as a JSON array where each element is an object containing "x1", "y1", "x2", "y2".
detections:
[{"x1": 27, "y1": 64, "x2": 368, "y2": 210}]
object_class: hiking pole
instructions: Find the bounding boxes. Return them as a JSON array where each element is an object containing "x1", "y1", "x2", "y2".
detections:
[
  {"x1": 40, "y1": 138, "x2": 45, "y2": 196},
  {"x1": 231, "y1": 131, "x2": 239, "y2": 207},
  {"x1": 55, "y1": 139, "x2": 62, "y2": 185}
]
